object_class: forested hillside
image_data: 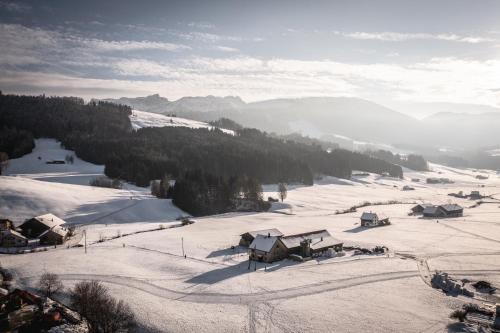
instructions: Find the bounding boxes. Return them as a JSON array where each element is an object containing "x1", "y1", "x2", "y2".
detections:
[{"x1": 0, "y1": 93, "x2": 403, "y2": 215}]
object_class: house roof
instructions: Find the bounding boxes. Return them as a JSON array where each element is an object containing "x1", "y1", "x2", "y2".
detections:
[
  {"x1": 361, "y1": 212, "x2": 378, "y2": 221},
  {"x1": 360, "y1": 212, "x2": 388, "y2": 221},
  {"x1": 412, "y1": 204, "x2": 433, "y2": 209},
  {"x1": 281, "y1": 230, "x2": 332, "y2": 249},
  {"x1": 249, "y1": 235, "x2": 279, "y2": 253},
  {"x1": 39, "y1": 225, "x2": 68, "y2": 238},
  {"x1": 33, "y1": 213, "x2": 66, "y2": 228},
  {"x1": 309, "y1": 236, "x2": 343, "y2": 251},
  {"x1": 2, "y1": 229, "x2": 28, "y2": 240},
  {"x1": 242, "y1": 228, "x2": 283, "y2": 238},
  {"x1": 440, "y1": 204, "x2": 463, "y2": 212},
  {"x1": 423, "y1": 205, "x2": 440, "y2": 215}
]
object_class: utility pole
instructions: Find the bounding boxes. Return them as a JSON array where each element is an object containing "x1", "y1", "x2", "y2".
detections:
[
  {"x1": 181, "y1": 237, "x2": 185, "y2": 257},
  {"x1": 84, "y1": 230, "x2": 87, "y2": 254}
]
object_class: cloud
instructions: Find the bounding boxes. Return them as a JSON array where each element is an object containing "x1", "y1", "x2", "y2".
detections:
[
  {"x1": 187, "y1": 22, "x2": 215, "y2": 30},
  {"x1": 105, "y1": 56, "x2": 500, "y2": 106},
  {"x1": 0, "y1": 24, "x2": 499, "y2": 107},
  {"x1": 0, "y1": 1, "x2": 31, "y2": 12},
  {"x1": 0, "y1": 23, "x2": 190, "y2": 68},
  {"x1": 213, "y1": 46, "x2": 240, "y2": 53},
  {"x1": 336, "y1": 31, "x2": 495, "y2": 43},
  {"x1": 81, "y1": 39, "x2": 190, "y2": 52}
]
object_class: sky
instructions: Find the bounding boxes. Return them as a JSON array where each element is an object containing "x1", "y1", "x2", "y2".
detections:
[{"x1": 1, "y1": 0, "x2": 500, "y2": 113}]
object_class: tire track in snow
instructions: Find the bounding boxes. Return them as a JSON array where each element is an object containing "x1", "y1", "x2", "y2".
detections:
[
  {"x1": 23, "y1": 269, "x2": 500, "y2": 305},
  {"x1": 21, "y1": 270, "x2": 419, "y2": 304},
  {"x1": 438, "y1": 223, "x2": 500, "y2": 244}
]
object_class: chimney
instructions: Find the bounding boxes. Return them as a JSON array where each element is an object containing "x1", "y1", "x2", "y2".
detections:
[
  {"x1": 320, "y1": 237, "x2": 323, "y2": 241},
  {"x1": 267, "y1": 232, "x2": 270, "y2": 238}
]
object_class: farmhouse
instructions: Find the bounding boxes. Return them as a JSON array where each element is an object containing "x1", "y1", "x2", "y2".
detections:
[
  {"x1": 246, "y1": 229, "x2": 344, "y2": 263},
  {"x1": 239, "y1": 228, "x2": 283, "y2": 247},
  {"x1": 281, "y1": 230, "x2": 343, "y2": 257},
  {"x1": 19, "y1": 213, "x2": 69, "y2": 244},
  {"x1": 422, "y1": 204, "x2": 463, "y2": 218},
  {"x1": 360, "y1": 212, "x2": 390, "y2": 227},
  {"x1": 248, "y1": 234, "x2": 288, "y2": 263}
]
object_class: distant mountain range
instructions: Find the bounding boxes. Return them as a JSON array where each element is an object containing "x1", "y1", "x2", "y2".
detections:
[{"x1": 101, "y1": 94, "x2": 500, "y2": 151}]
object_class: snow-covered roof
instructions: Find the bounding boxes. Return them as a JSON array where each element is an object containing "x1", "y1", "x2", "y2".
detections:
[
  {"x1": 423, "y1": 206, "x2": 440, "y2": 215},
  {"x1": 249, "y1": 235, "x2": 279, "y2": 253},
  {"x1": 361, "y1": 212, "x2": 378, "y2": 221},
  {"x1": 2, "y1": 229, "x2": 28, "y2": 240},
  {"x1": 440, "y1": 204, "x2": 463, "y2": 212},
  {"x1": 309, "y1": 235, "x2": 343, "y2": 250},
  {"x1": 243, "y1": 228, "x2": 283, "y2": 238},
  {"x1": 281, "y1": 230, "x2": 332, "y2": 249},
  {"x1": 412, "y1": 204, "x2": 433, "y2": 210},
  {"x1": 39, "y1": 225, "x2": 68, "y2": 238},
  {"x1": 32, "y1": 213, "x2": 66, "y2": 229}
]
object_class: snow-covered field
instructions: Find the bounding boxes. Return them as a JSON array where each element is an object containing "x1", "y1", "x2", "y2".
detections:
[
  {"x1": 1, "y1": 139, "x2": 500, "y2": 332},
  {"x1": 130, "y1": 109, "x2": 235, "y2": 135}
]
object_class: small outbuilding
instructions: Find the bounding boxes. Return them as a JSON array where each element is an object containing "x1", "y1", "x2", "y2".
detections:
[
  {"x1": 360, "y1": 212, "x2": 390, "y2": 227},
  {"x1": 470, "y1": 190, "x2": 482, "y2": 199},
  {"x1": 0, "y1": 229, "x2": 29, "y2": 247},
  {"x1": 239, "y1": 228, "x2": 283, "y2": 247}
]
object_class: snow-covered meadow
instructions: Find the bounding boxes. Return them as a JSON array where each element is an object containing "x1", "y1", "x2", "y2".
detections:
[
  {"x1": 130, "y1": 109, "x2": 235, "y2": 135},
  {"x1": 1, "y1": 139, "x2": 500, "y2": 332}
]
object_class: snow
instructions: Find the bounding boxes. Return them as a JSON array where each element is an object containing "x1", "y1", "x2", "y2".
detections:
[
  {"x1": 1, "y1": 139, "x2": 500, "y2": 332},
  {"x1": 249, "y1": 234, "x2": 278, "y2": 252},
  {"x1": 3, "y1": 138, "x2": 104, "y2": 186},
  {"x1": 130, "y1": 109, "x2": 235, "y2": 135}
]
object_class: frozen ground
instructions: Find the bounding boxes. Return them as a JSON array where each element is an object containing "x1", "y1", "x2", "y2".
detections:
[
  {"x1": 1, "y1": 139, "x2": 500, "y2": 332},
  {"x1": 130, "y1": 109, "x2": 235, "y2": 135}
]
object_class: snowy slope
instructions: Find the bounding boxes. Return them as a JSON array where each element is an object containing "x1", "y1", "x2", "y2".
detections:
[
  {"x1": 4, "y1": 139, "x2": 104, "y2": 186},
  {"x1": 0, "y1": 139, "x2": 188, "y2": 228},
  {"x1": 130, "y1": 110, "x2": 235, "y2": 135},
  {"x1": 2, "y1": 138, "x2": 500, "y2": 332}
]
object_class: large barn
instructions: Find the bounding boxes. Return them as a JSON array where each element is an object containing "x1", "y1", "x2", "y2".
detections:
[
  {"x1": 281, "y1": 230, "x2": 343, "y2": 257},
  {"x1": 422, "y1": 204, "x2": 463, "y2": 218}
]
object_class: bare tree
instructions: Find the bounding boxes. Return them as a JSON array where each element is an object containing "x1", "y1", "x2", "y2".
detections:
[
  {"x1": 38, "y1": 272, "x2": 64, "y2": 297},
  {"x1": 70, "y1": 280, "x2": 135, "y2": 333},
  {"x1": 278, "y1": 182, "x2": 287, "y2": 202}
]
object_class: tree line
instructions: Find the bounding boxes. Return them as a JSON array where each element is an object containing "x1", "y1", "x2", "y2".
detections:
[
  {"x1": 0, "y1": 93, "x2": 404, "y2": 215},
  {"x1": 366, "y1": 149, "x2": 428, "y2": 171}
]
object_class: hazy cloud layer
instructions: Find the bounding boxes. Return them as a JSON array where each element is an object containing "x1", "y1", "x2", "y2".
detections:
[{"x1": 0, "y1": 0, "x2": 499, "y2": 109}]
